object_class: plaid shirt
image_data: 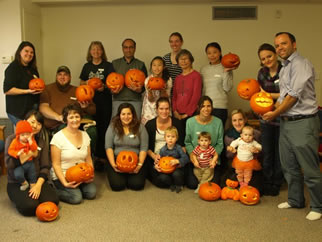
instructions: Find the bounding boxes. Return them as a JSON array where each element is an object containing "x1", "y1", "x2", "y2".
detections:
[{"x1": 257, "y1": 62, "x2": 282, "y2": 93}]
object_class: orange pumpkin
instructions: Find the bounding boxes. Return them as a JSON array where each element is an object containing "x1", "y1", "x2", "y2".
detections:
[
  {"x1": 239, "y1": 186, "x2": 260, "y2": 205},
  {"x1": 250, "y1": 91, "x2": 274, "y2": 115},
  {"x1": 116, "y1": 151, "x2": 138, "y2": 173},
  {"x1": 65, "y1": 163, "x2": 94, "y2": 183},
  {"x1": 75, "y1": 85, "x2": 94, "y2": 102},
  {"x1": 199, "y1": 182, "x2": 222, "y2": 201},
  {"x1": 88, "y1": 77, "x2": 103, "y2": 90},
  {"x1": 29, "y1": 78, "x2": 45, "y2": 91},
  {"x1": 221, "y1": 179, "x2": 240, "y2": 201},
  {"x1": 221, "y1": 53, "x2": 240, "y2": 68},
  {"x1": 158, "y1": 156, "x2": 176, "y2": 174},
  {"x1": 36, "y1": 202, "x2": 59, "y2": 222},
  {"x1": 147, "y1": 77, "x2": 166, "y2": 90},
  {"x1": 106, "y1": 72, "x2": 124, "y2": 91},
  {"x1": 125, "y1": 69, "x2": 145, "y2": 89},
  {"x1": 237, "y1": 79, "x2": 261, "y2": 100}
]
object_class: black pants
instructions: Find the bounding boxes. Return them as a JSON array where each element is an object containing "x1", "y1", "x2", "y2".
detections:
[
  {"x1": 7, "y1": 182, "x2": 59, "y2": 216},
  {"x1": 212, "y1": 108, "x2": 228, "y2": 128}
]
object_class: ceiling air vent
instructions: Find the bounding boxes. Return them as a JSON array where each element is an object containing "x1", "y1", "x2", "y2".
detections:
[{"x1": 212, "y1": 6, "x2": 257, "y2": 20}]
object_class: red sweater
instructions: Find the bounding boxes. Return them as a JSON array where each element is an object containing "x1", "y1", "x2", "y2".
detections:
[{"x1": 8, "y1": 136, "x2": 38, "y2": 160}]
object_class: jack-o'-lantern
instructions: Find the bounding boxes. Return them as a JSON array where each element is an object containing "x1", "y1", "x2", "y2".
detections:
[
  {"x1": 158, "y1": 156, "x2": 176, "y2": 174},
  {"x1": 250, "y1": 92, "x2": 274, "y2": 115},
  {"x1": 75, "y1": 85, "x2": 94, "y2": 102},
  {"x1": 221, "y1": 179, "x2": 240, "y2": 201},
  {"x1": 199, "y1": 182, "x2": 222, "y2": 201},
  {"x1": 237, "y1": 79, "x2": 261, "y2": 100},
  {"x1": 106, "y1": 72, "x2": 124, "y2": 91},
  {"x1": 125, "y1": 69, "x2": 145, "y2": 89},
  {"x1": 36, "y1": 202, "x2": 59, "y2": 222},
  {"x1": 239, "y1": 186, "x2": 260, "y2": 205},
  {"x1": 65, "y1": 163, "x2": 94, "y2": 183},
  {"x1": 116, "y1": 151, "x2": 138, "y2": 173},
  {"x1": 29, "y1": 78, "x2": 45, "y2": 91},
  {"x1": 88, "y1": 77, "x2": 103, "y2": 90},
  {"x1": 147, "y1": 77, "x2": 166, "y2": 90},
  {"x1": 221, "y1": 53, "x2": 240, "y2": 69}
]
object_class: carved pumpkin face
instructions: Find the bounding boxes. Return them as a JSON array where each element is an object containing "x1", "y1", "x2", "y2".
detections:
[
  {"x1": 106, "y1": 72, "x2": 124, "y2": 91},
  {"x1": 239, "y1": 186, "x2": 260, "y2": 205},
  {"x1": 158, "y1": 156, "x2": 176, "y2": 174},
  {"x1": 116, "y1": 151, "x2": 138, "y2": 173},
  {"x1": 221, "y1": 53, "x2": 240, "y2": 68},
  {"x1": 75, "y1": 85, "x2": 94, "y2": 102},
  {"x1": 237, "y1": 79, "x2": 261, "y2": 100},
  {"x1": 250, "y1": 92, "x2": 274, "y2": 115},
  {"x1": 29, "y1": 78, "x2": 45, "y2": 91},
  {"x1": 88, "y1": 77, "x2": 103, "y2": 90},
  {"x1": 199, "y1": 182, "x2": 222, "y2": 201},
  {"x1": 125, "y1": 69, "x2": 145, "y2": 89},
  {"x1": 36, "y1": 202, "x2": 59, "y2": 222},
  {"x1": 226, "y1": 179, "x2": 239, "y2": 188},
  {"x1": 65, "y1": 162, "x2": 94, "y2": 183},
  {"x1": 147, "y1": 77, "x2": 166, "y2": 90}
]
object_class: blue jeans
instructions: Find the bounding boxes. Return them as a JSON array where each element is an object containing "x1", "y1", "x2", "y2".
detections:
[
  {"x1": 14, "y1": 161, "x2": 37, "y2": 184},
  {"x1": 53, "y1": 180, "x2": 96, "y2": 204},
  {"x1": 7, "y1": 113, "x2": 21, "y2": 126}
]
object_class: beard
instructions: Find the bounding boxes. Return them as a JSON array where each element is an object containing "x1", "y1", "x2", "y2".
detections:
[{"x1": 56, "y1": 80, "x2": 71, "y2": 92}]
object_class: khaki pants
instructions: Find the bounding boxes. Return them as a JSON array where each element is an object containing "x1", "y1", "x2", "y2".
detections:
[{"x1": 193, "y1": 167, "x2": 214, "y2": 185}]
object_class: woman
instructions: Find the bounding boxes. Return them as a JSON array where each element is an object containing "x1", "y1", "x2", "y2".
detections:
[
  {"x1": 105, "y1": 103, "x2": 148, "y2": 191},
  {"x1": 79, "y1": 41, "x2": 115, "y2": 170},
  {"x1": 51, "y1": 103, "x2": 96, "y2": 204},
  {"x1": 172, "y1": 49, "x2": 202, "y2": 130},
  {"x1": 3, "y1": 41, "x2": 41, "y2": 125},
  {"x1": 223, "y1": 109, "x2": 263, "y2": 192},
  {"x1": 257, "y1": 43, "x2": 283, "y2": 196},
  {"x1": 163, "y1": 32, "x2": 183, "y2": 83},
  {"x1": 145, "y1": 97, "x2": 185, "y2": 188},
  {"x1": 200, "y1": 42, "x2": 237, "y2": 127},
  {"x1": 184, "y1": 96, "x2": 224, "y2": 189},
  {"x1": 5, "y1": 110, "x2": 59, "y2": 216}
]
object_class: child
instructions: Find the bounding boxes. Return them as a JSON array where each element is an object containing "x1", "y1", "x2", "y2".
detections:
[
  {"x1": 8, "y1": 120, "x2": 38, "y2": 191},
  {"x1": 227, "y1": 126, "x2": 262, "y2": 187},
  {"x1": 156, "y1": 126, "x2": 189, "y2": 193},
  {"x1": 141, "y1": 56, "x2": 172, "y2": 125},
  {"x1": 191, "y1": 132, "x2": 218, "y2": 193}
]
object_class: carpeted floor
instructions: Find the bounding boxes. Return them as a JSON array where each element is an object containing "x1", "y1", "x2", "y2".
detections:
[{"x1": 0, "y1": 171, "x2": 321, "y2": 242}]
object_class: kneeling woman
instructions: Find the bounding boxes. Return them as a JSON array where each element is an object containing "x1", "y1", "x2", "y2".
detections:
[
  {"x1": 51, "y1": 103, "x2": 96, "y2": 204},
  {"x1": 105, "y1": 103, "x2": 148, "y2": 191}
]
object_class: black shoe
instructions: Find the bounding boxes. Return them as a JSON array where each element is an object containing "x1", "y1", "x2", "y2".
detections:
[
  {"x1": 170, "y1": 185, "x2": 176, "y2": 192},
  {"x1": 175, "y1": 186, "x2": 183, "y2": 193}
]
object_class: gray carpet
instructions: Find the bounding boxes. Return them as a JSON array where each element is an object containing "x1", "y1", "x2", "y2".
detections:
[{"x1": 0, "y1": 172, "x2": 320, "y2": 242}]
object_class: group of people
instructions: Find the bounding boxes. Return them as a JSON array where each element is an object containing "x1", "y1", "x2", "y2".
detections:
[{"x1": 2, "y1": 32, "x2": 321, "y2": 221}]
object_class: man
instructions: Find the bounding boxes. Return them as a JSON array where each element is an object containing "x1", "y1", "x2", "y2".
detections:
[
  {"x1": 39, "y1": 66, "x2": 96, "y2": 150},
  {"x1": 263, "y1": 32, "x2": 321, "y2": 221},
  {"x1": 111, "y1": 38, "x2": 147, "y2": 117}
]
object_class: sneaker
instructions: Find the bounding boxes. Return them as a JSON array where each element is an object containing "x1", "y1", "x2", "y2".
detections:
[
  {"x1": 20, "y1": 181, "x2": 29, "y2": 191},
  {"x1": 175, "y1": 186, "x2": 183, "y2": 193},
  {"x1": 194, "y1": 184, "x2": 200, "y2": 194},
  {"x1": 306, "y1": 211, "x2": 322, "y2": 221},
  {"x1": 170, "y1": 185, "x2": 176, "y2": 192},
  {"x1": 278, "y1": 202, "x2": 292, "y2": 209}
]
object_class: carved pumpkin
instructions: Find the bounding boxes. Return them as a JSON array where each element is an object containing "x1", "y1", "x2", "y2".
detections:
[
  {"x1": 36, "y1": 202, "x2": 59, "y2": 222},
  {"x1": 250, "y1": 91, "x2": 274, "y2": 115},
  {"x1": 221, "y1": 179, "x2": 240, "y2": 201},
  {"x1": 29, "y1": 78, "x2": 45, "y2": 91},
  {"x1": 125, "y1": 69, "x2": 145, "y2": 89},
  {"x1": 237, "y1": 79, "x2": 261, "y2": 100},
  {"x1": 75, "y1": 85, "x2": 94, "y2": 102},
  {"x1": 65, "y1": 163, "x2": 94, "y2": 183},
  {"x1": 147, "y1": 77, "x2": 166, "y2": 90},
  {"x1": 239, "y1": 186, "x2": 260, "y2": 205},
  {"x1": 88, "y1": 77, "x2": 103, "y2": 90},
  {"x1": 116, "y1": 151, "x2": 138, "y2": 173},
  {"x1": 199, "y1": 182, "x2": 222, "y2": 201},
  {"x1": 158, "y1": 156, "x2": 176, "y2": 174},
  {"x1": 106, "y1": 72, "x2": 124, "y2": 91},
  {"x1": 221, "y1": 53, "x2": 240, "y2": 68}
]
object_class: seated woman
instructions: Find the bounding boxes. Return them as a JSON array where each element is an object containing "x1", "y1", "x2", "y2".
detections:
[
  {"x1": 105, "y1": 103, "x2": 148, "y2": 191},
  {"x1": 5, "y1": 110, "x2": 59, "y2": 216},
  {"x1": 184, "y1": 96, "x2": 224, "y2": 189},
  {"x1": 222, "y1": 109, "x2": 263, "y2": 193},
  {"x1": 145, "y1": 97, "x2": 185, "y2": 189},
  {"x1": 51, "y1": 103, "x2": 96, "y2": 204}
]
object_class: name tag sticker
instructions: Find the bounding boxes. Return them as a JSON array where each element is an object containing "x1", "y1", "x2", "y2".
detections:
[
  {"x1": 214, "y1": 74, "x2": 221, "y2": 77},
  {"x1": 129, "y1": 134, "x2": 135, "y2": 138},
  {"x1": 274, "y1": 79, "x2": 279, "y2": 85},
  {"x1": 196, "y1": 131, "x2": 200, "y2": 135}
]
